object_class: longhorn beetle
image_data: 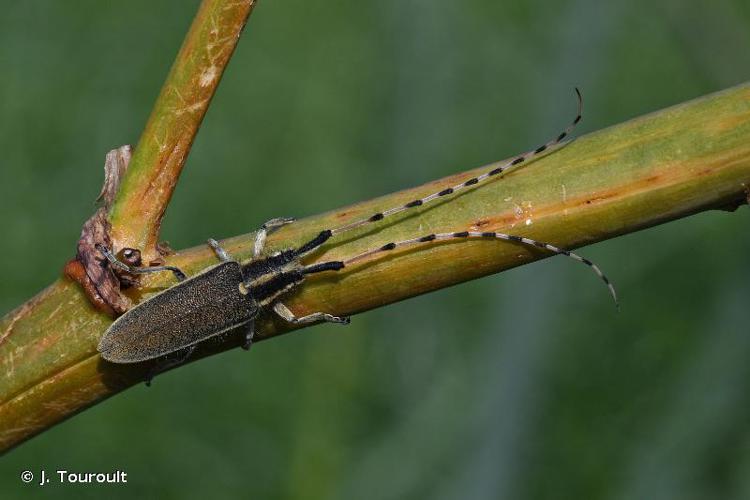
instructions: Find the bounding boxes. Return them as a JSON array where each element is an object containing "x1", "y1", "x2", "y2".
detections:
[{"x1": 97, "y1": 89, "x2": 617, "y2": 381}]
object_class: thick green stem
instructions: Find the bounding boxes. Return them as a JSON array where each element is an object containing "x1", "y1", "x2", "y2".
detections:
[{"x1": 1, "y1": 83, "x2": 750, "y2": 453}]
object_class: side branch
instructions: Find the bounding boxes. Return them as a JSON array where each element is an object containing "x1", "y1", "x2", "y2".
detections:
[
  {"x1": 1, "y1": 83, "x2": 750, "y2": 452},
  {"x1": 108, "y1": 0, "x2": 258, "y2": 256}
]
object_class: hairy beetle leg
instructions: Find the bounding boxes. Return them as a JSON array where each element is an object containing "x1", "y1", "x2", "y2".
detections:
[
  {"x1": 241, "y1": 320, "x2": 255, "y2": 350},
  {"x1": 272, "y1": 301, "x2": 350, "y2": 326},
  {"x1": 254, "y1": 217, "x2": 296, "y2": 258},
  {"x1": 207, "y1": 238, "x2": 233, "y2": 262},
  {"x1": 96, "y1": 244, "x2": 187, "y2": 282}
]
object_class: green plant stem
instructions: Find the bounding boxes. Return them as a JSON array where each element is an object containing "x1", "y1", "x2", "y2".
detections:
[
  {"x1": 1, "y1": 83, "x2": 750, "y2": 453},
  {"x1": 109, "y1": 0, "x2": 258, "y2": 257}
]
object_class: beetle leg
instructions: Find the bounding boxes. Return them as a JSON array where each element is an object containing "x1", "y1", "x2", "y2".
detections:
[
  {"x1": 95, "y1": 244, "x2": 187, "y2": 282},
  {"x1": 272, "y1": 301, "x2": 350, "y2": 326},
  {"x1": 207, "y1": 238, "x2": 233, "y2": 262},
  {"x1": 241, "y1": 320, "x2": 255, "y2": 350},
  {"x1": 254, "y1": 217, "x2": 296, "y2": 258},
  {"x1": 144, "y1": 345, "x2": 197, "y2": 386}
]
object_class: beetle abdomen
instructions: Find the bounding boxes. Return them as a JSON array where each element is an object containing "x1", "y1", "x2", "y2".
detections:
[{"x1": 99, "y1": 262, "x2": 258, "y2": 363}]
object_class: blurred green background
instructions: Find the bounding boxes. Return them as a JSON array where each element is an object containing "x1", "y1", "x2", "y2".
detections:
[{"x1": 3, "y1": 0, "x2": 750, "y2": 498}]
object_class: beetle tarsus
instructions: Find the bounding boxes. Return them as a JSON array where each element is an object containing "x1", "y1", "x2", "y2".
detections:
[{"x1": 272, "y1": 301, "x2": 350, "y2": 326}]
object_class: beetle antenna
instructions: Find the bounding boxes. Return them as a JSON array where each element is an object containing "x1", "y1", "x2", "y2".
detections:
[
  {"x1": 305, "y1": 227, "x2": 618, "y2": 309},
  {"x1": 294, "y1": 89, "x2": 583, "y2": 257}
]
